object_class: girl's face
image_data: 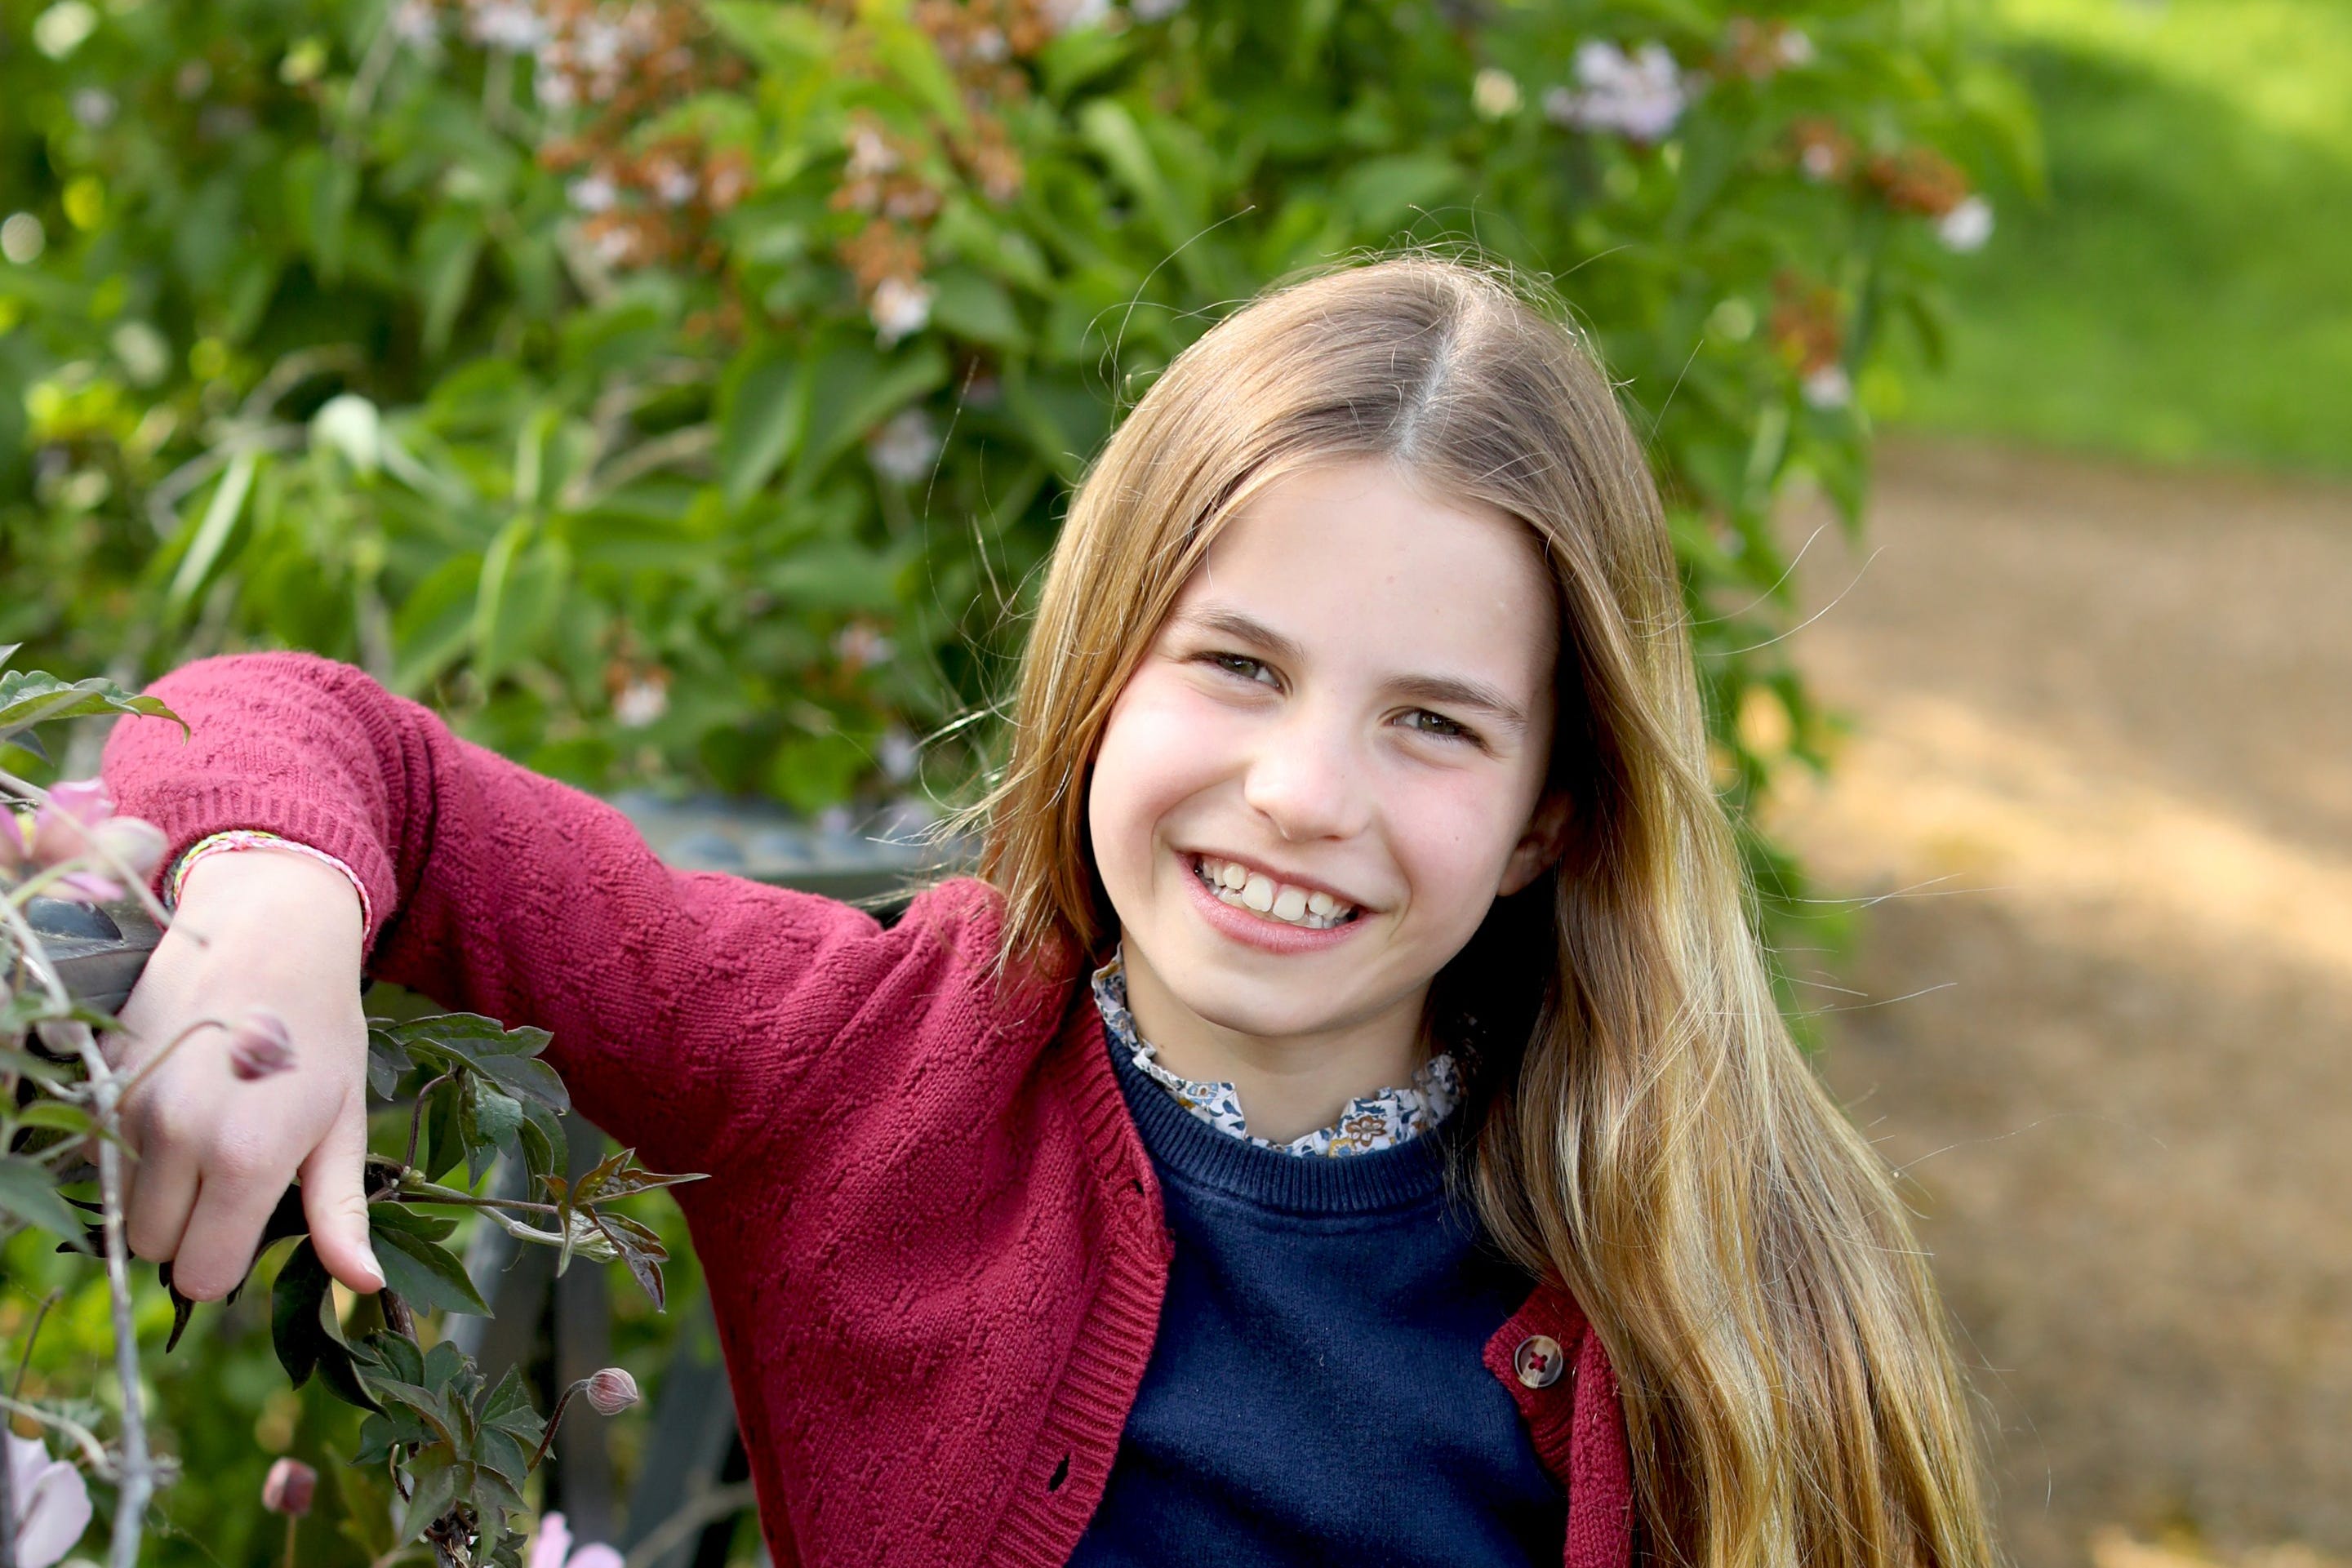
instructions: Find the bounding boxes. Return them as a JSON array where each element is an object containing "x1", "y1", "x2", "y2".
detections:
[{"x1": 1087, "y1": 457, "x2": 1567, "y2": 1052}]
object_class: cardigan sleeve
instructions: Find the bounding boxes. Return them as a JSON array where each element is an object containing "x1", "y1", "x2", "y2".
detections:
[{"x1": 99, "y1": 651, "x2": 891, "y2": 1176}]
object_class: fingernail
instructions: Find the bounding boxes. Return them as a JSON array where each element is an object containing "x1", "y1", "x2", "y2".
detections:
[{"x1": 356, "y1": 1246, "x2": 385, "y2": 1289}]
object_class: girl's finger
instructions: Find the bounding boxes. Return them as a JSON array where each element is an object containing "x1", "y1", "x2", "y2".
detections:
[
  {"x1": 170, "y1": 1151, "x2": 298, "y2": 1302},
  {"x1": 300, "y1": 1090, "x2": 385, "y2": 1295},
  {"x1": 121, "y1": 1108, "x2": 204, "y2": 1266}
]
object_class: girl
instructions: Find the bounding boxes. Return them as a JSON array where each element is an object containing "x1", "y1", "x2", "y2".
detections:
[{"x1": 100, "y1": 257, "x2": 1994, "y2": 1568}]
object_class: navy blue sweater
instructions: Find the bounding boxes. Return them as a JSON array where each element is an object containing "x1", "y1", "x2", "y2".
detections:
[{"x1": 1069, "y1": 1030, "x2": 1567, "y2": 1566}]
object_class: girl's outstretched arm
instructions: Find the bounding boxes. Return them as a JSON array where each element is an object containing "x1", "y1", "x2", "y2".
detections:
[{"x1": 99, "y1": 650, "x2": 891, "y2": 1295}]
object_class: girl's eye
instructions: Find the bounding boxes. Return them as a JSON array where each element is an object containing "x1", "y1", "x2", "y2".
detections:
[
  {"x1": 1205, "y1": 652, "x2": 1279, "y2": 687},
  {"x1": 1402, "y1": 709, "x2": 1477, "y2": 744}
]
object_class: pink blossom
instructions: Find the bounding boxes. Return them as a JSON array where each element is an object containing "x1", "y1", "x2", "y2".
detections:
[
  {"x1": 584, "y1": 1366, "x2": 640, "y2": 1415},
  {"x1": 527, "y1": 1512, "x2": 625, "y2": 1568},
  {"x1": 262, "y1": 1456, "x2": 317, "y2": 1516},
  {"x1": 228, "y1": 1007, "x2": 296, "y2": 1081},
  {"x1": 29, "y1": 777, "x2": 113, "y2": 866},
  {"x1": 7, "y1": 1433, "x2": 92, "y2": 1568}
]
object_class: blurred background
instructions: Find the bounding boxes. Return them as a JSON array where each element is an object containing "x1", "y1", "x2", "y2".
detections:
[{"x1": 0, "y1": 0, "x2": 2345, "y2": 1562}]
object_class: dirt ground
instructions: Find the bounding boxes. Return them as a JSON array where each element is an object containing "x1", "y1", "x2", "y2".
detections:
[{"x1": 1763, "y1": 437, "x2": 2352, "y2": 1568}]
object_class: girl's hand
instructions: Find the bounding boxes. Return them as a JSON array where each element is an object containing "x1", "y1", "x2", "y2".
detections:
[{"x1": 107, "y1": 846, "x2": 384, "y2": 1300}]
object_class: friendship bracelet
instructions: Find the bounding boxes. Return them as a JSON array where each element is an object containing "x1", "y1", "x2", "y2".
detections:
[{"x1": 166, "y1": 829, "x2": 374, "y2": 933}]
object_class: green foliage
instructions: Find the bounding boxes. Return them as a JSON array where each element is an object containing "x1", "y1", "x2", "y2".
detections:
[
  {"x1": 1891, "y1": 0, "x2": 2352, "y2": 476},
  {"x1": 2, "y1": 669, "x2": 696, "y2": 1564},
  {"x1": 0, "y1": 0, "x2": 2025, "y2": 843}
]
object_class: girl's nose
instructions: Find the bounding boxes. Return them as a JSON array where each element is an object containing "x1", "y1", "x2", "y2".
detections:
[{"x1": 1240, "y1": 716, "x2": 1372, "y2": 842}]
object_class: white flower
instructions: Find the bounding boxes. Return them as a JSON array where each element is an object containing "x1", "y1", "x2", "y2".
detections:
[
  {"x1": 1545, "y1": 40, "x2": 1689, "y2": 144},
  {"x1": 1936, "y1": 194, "x2": 1994, "y2": 253},
  {"x1": 1129, "y1": 0, "x2": 1185, "y2": 20},
  {"x1": 834, "y1": 622, "x2": 896, "y2": 669},
  {"x1": 7, "y1": 1433, "x2": 93, "y2": 1568},
  {"x1": 462, "y1": 0, "x2": 547, "y2": 52},
  {"x1": 1042, "y1": 0, "x2": 1111, "y2": 33},
  {"x1": 1801, "y1": 365, "x2": 1852, "y2": 410},
  {"x1": 391, "y1": 0, "x2": 440, "y2": 47},
  {"x1": 1799, "y1": 140, "x2": 1841, "y2": 182},
  {"x1": 32, "y1": 1, "x2": 97, "y2": 60},
  {"x1": 647, "y1": 159, "x2": 696, "y2": 207},
  {"x1": 869, "y1": 277, "x2": 932, "y2": 347},
  {"x1": 865, "y1": 406, "x2": 940, "y2": 485},
  {"x1": 1776, "y1": 29, "x2": 1815, "y2": 68},
  {"x1": 69, "y1": 87, "x2": 115, "y2": 127},
  {"x1": 2, "y1": 213, "x2": 46, "y2": 266},
  {"x1": 567, "y1": 175, "x2": 616, "y2": 213},
  {"x1": 967, "y1": 24, "x2": 1009, "y2": 60},
  {"x1": 535, "y1": 64, "x2": 577, "y2": 109},
  {"x1": 589, "y1": 224, "x2": 638, "y2": 266},
  {"x1": 1471, "y1": 68, "x2": 1522, "y2": 121},
  {"x1": 878, "y1": 727, "x2": 920, "y2": 783},
  {"x1": 311, "y1": 392, "x2": 384, "y2": 474},
  {"x1": 111, "y1": 321, "x2": 171, "y2": 387},
  {"x1": 576, "y1": 17, "x2": 627, "y2": 72},
  {"x1": 844, "y1": 124, "x2": 899, "y2": 179},
  {"x1": 614, "y1": 674, "x2": 669, "y2": 728}
]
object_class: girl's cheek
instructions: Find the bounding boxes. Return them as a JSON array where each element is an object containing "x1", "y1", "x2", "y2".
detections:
[{"x1": 1382, "y1": 767, "x2": 1532, "y2": 904}]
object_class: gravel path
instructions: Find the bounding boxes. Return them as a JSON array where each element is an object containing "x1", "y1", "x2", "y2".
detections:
[{"x1": 1766, "y1": 437, "x2": 2352, "y2": 1568}]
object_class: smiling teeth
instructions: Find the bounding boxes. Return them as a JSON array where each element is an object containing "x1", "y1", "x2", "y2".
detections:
[{"x1": 1194, "y1": 858, "x2": 1357, "y2": 930}]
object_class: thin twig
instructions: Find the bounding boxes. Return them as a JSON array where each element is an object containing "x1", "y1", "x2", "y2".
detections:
[
  {"x1": 7, "y1": 1290, "x2": 57, "y2": 1401},
  {"x1": 620, "y1": 1481, "x2": 760, "y2": 1568},
  {"x1": 60, "y1": 1021, "x2": 154, "y2": 1568},
  {"x1": 0, "y1": 1391, "x2": 117, "y2": 1479},
  {"x1": 402, "y1": 1073, "x2": 453, "y2": 1175}
]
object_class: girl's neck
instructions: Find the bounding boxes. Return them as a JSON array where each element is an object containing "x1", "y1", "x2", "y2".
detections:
[{"x1": 1114, "y1": 943, "x2": 1431, "y2": 1144}]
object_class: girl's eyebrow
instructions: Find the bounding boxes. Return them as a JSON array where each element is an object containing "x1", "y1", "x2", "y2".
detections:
[{"x1": 1172, "y1": 605, "x2": 1532, "y2": 739}]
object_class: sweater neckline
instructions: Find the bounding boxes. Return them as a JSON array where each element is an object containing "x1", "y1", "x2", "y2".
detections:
[{"x1": 1098, "y1": 1007, "x2": 1464, "y2": 1217}]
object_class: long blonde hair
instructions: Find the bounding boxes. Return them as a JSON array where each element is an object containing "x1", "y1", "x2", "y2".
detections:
[{"x1": 975, "y1": 256, "x2": 1994, "y2": 1568}]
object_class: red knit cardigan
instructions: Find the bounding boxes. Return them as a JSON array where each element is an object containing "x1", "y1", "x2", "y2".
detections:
[{"x1": 101, "y1": 652, "x2": 1636, "y2": 1568}]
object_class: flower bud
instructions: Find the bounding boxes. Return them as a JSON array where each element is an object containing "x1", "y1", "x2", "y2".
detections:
[
  {"x1": 29, "y1": 779, "x2": 113, "y2": 868},
  {"x1": 583, "y1": 1366, "x2": 638, "y2": 1416},
  {"x1": 91, "y1": 814, "x2": 167, "y2": 878},
  {"x1": 53, "y1": 868, "x2": 125, "y2": 904},
  {"x1": 228, "y1": 1007, "x2": 296, "y2": 1081},
  {"x1": 261, "y1": 1456, "x2": 316, "y2": 1516},
  {"x1": 0, "y1": 809, "x2": 30, "y2": 873}
]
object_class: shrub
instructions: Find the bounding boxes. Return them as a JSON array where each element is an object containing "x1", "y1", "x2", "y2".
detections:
[{"x1": 0, "y1": 0, "x2": 2034, "y2": 830}]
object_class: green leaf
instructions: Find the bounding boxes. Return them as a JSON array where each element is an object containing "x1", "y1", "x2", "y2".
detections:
[
  {"x1": 461, "y1": 1076, "x2": 524, "y2": 1184},
  {"x1": 373, "y1": 1221, "x2": 492, "y2": 1316},
  {"x1": 793, "y1": 339, "x2": 950, "y2": 491},
  {"x1": 0, "y1": 671, "x2": 185, "y2": 744},
  {"x1": 0, "y1": 1154, "x2": 91, "y2": 1247},
  {"x1": 929, "y1": 267, "x2": 1025, "y2": 350},
  {"x1": 365, "y1": 1028, "x2": 415, "y2": 1101},
  {"x1": 1336, "y1": 153, "x2": 1462, "y2": 235},
  {"x1": 517, "y1": 1097, "x2": 567, "y2": 1189},
  {"x1": 271, "y1": 1241, "x2": 379, "y2": 1410},
  {"x1": 571, "y1": 1147, "x2": 708, "y2": 1204},
  {"x1": 416, "y1": 211, "x2": 484, "y2": 361},
  {"x1": 391, "y1": 553, "x2": 487, "y2": 697},
  {"x1": 474, "y1": 1051, "x2": 567, "y2": 1113},
  {"x1": 718, "y1": 343, "x2": 808, "y2": 508},
  {"x1": 394, "y1": 1447, "x2": 466, "y2": 1544},
  {"x1": 164, "y1": 450, "x2": 260, "y2": 614}
]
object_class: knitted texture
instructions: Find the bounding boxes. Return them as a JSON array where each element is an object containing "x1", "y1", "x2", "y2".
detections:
[{"x1": 100, "y1": 651, "x2": 1635, "y2": 1568}]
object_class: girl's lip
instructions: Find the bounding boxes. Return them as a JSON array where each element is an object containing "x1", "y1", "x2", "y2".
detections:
[{"x1": 1178, "y1": 851, "x2": 1372, "y2": 954}]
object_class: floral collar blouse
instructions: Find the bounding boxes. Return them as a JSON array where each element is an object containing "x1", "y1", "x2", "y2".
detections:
[{"x1": 1089, "y1": 950, "x2": 1461, "y2": 1157}]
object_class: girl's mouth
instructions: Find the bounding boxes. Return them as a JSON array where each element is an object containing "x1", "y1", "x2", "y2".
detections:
[{"x1": 1189, "y1": 855, "x2": 1361, "y2": 931}]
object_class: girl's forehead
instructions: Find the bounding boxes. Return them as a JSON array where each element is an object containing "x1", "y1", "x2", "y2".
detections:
[{"x1": 1176, "y1": 458, "x2": 1558, "y2": 674}]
